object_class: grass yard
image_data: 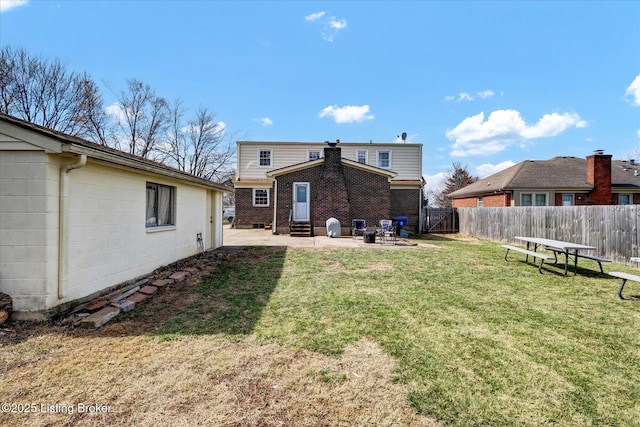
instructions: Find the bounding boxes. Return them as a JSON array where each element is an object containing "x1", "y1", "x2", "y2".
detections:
[{"x1": 1, "y1": 237, "x2": 639, "y2": 426}]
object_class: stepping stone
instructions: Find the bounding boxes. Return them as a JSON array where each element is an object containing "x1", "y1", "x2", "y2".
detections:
[
  {"x1": 139, "y1": 285, "x2": 158, "y2": 295},
  {"x1": 126, "y1": 292, "x2": 149, "y2": 304},
  {"x1": 81, "y1": 306, "x2": 120, "y2": 328},
  {"x1": 169, "y1": 271, "x2": 190, "y2": 282},
  {"x1": 152, "y1": 279, "x2": 173, "y2": 288},
  {"x1": 84, "y1": 299, "x2": 110, "y2": 312},
  {"x1": 111, "y1": 300, "x2": 135, "y2": 312}
]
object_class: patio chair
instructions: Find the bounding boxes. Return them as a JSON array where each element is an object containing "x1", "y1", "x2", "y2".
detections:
[
  {"x1": 352, "y1": 219, "x2": 367, "y2": 239},
  {"x1": 376, "y1": 219, "x2": 396, "y2": 245}
]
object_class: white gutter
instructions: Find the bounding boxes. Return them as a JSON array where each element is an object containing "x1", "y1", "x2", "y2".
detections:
[{"x1": 58, "y1": 154, "x2": 87, "y2": 299}]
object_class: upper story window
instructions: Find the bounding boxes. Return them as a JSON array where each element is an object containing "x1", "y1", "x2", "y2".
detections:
[
  {"x1": 356, "y1": 150, "x2": 368, "y2": 164},
  {"x1": 619, "y1": 194, "x2": 631, "y2": 205},
  {"x1": 377, "y1": 150, "x2": 391, "y2": 169},
  {"x1": 146, "y1": 182, "x2": 175, "y2": 227},
  {"x1": 562, "y1": 194, "x2": 574, "y2": 206},
  {"x1": 521, "y1": 193, "x2": 547, "y2": 206},
  {"x1": 258, "y1": 149, "x2": 272, "y2": 167},
  {"x1": 308, "y1": 150, "x2": 321, "y2": 161},
  {"x1": 253, "y1": 189, "x2": 270, "y2": 207}
]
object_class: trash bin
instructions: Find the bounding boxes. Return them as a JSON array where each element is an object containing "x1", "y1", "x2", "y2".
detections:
[
  {"x1": 364, "y1": 231, "x2": 376, "y2": 243},
  {"x1": 393, "y1": 216, "x2": 408, "y2": 227}
]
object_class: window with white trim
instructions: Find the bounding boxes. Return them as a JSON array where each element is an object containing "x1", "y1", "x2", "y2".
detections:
[
  {"x1": 521, "y1": 193, "x2": 548, "y2": 206},
  {"x1": 258, "y1": 149, "x2": 272, "y2": 167},
  {"x1": 253, "y1": 189, "x2": 270, "y2": 207},
  {"x1": 146, "y1": 182, "x2": 175, "y2": 227},
  {"x1": 377, "y1": 150, "x2": 391, "y2": 168},
  {"x1": 308, "y1": 150, "x2": 321, "y2": 161},
  {"x1": 356, "y1": 150, "x2": 368, "y2": 164},
  {"x1": 619, "y1": 194, "x2": 631, "y2": 205}
]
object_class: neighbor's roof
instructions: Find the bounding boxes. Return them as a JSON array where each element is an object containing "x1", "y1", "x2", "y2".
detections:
[
  {"x1": 0, "y1": 113, "x2": 231, "y2": 192},
  {"x1": 449, "y1": 156, "x2": 640, "y2": 198}
]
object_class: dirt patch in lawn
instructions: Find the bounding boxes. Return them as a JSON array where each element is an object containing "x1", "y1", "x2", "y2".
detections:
[{"x1": 0, "y1": 331, "x2": 438, "y2": 426}]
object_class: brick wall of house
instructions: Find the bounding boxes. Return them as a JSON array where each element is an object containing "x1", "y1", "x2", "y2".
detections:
[
  {"x1": 452, "y1": 197, "x2": 478, "y2": 208},
  {"x1": 343, "y1": 168, "x2": 390, "y2": 227},
  {"x1": 481, "y1": 193, "x2": 510, "y2": 207},
  {"x1": 273, "y1": 165, "x2": 324, "y2": 233},
  {"x1": 390, "y1": 189, "x2": 420, "y2": 229},
  {"x1": 272, "y1": 148, "x2": 391, "y2": 234},
  {"x1": 235, "y1": 187, "x2": 274, "y2": 228}
]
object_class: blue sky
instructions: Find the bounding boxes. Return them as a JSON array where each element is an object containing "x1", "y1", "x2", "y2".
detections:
[{"x1": 1, "y1": 0, "x2": 639, "y2": 194}]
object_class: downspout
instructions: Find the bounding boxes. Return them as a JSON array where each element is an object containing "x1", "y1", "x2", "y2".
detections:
[
  {"x1": 272, "y1": 180, "x2": 278, "y2": 234},
  {"x1": 58, "y1": 154, "x2": 87, "y2": 299}
]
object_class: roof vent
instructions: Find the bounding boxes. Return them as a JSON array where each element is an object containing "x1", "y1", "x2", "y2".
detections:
[
  {"x1": 594, "y1": 149, "x2": 605, "y2": 155},
  {"x1": 635, "y1": 170, "x2": 639, "y2": 177},
  {"x1": 631, "y1": 159, "x2": 636, "y2": 166}
]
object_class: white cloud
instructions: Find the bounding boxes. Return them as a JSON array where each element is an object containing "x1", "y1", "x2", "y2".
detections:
[
  {"x1": 637, "y1": 129, "x2": 640, "y2": 138},
  {"x1": 423, "y1": 172, "x2": 448, "y2": 197},
  {"x1": 477, "y1": 90, "x2": 495, "y2": 99},
  {"x1": 446, "y1": 109, "x2": 587, "y2": 157},
  {"x1": 475, "y1": 160, "x2": 515, "y2": 178},
  {"x1": 625, "y1": 74, "x2": 640, "y2": 106},
  {"x1": 0, "y1": 0, "x2": 28, "y2": 12},
  {"x1": 328, "y1": 17, "x2": 347, "y2": 30},
  {"x1": 458, "y1": 92, "x2": 473, "y2": 101},
  {"x1": 305, "y1": 11, "x2": 347, "y2": 42},
  {"x1": 444, "y1": 95, "x2": 456, "y2": 102},
  {"x1": 253, "y1": 117, "x2": 273, "y2": 127},
  {"x1": 105, "y1": 102, "x2": 126, "y2": 123},
  {"x1": 318, "y1": 104, "x2": 374, "y2": 124},
  {"x1": 305, "y1": 11, "x2": 325, "y2": 22}
]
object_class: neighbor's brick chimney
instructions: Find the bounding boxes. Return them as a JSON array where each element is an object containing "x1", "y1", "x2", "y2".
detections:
[
  {"x1": 315, "y1": 140, "x2": 350, "y2": 224},
  {"x1": 586, "y1": 149, "x2": 612, "y2": 205}
]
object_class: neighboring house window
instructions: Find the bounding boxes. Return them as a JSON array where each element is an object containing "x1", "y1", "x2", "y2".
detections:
[
  {"x1": 308, "y1": 150, "x2": 321, "y2": 161},
  {"x1": 521, "y1": 193, "x2": 547, "y2": 206},
  {"x1": 253, "y1": 189, "x2": 270, "y2": 207},
  {"x1": 477, "y1": 196, "x2": 483, "y2": 207},
  {"x1": 258, "y1": 149, "x2": 272, "y2": 167},
  {"x1": 377, "y1": 150, "x2": 391, "y2": 168},
  {"x1": 619, "y1": 194, "x2": 631, "y2": 205},
  {"x1": 562, "y1": 194, "x2": 574, "y2": 206},
  {"x1": 356, "y1": 150, "x2": 368, "y2": 164},
  {"x1": 146, "y1": 182, "x2": 175, "y2": 227}
]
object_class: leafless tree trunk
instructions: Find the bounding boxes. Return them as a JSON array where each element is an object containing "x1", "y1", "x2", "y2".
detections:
[{"x1": 112, "y1": 79, "x2": 169, "y2": 159}]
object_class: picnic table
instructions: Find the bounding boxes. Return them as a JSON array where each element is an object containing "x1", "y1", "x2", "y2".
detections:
[{"x1": 514, "y1": 236, "x2": 601, "y2": 276}]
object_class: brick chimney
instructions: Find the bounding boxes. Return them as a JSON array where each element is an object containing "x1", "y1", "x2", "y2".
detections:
[
  {"x1": 315, "y1": 141, "x2": 350, "y2": 224},
  {"x1": 586, "y1": 150, "x2": 612, "y2": 205}
]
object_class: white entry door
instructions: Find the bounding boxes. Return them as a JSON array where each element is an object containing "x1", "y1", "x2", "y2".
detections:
[{"x1": 293, "y1": 182, "x2": 310, "y2": 221}]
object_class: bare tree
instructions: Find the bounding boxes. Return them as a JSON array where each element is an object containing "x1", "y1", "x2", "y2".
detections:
[
  {"x1": 112, "y1": 79, "x2": 169, "y2": 159},
  {"x1": 0, "y1": 46, "x2": 108, "y2": 142},
  {"x1": 164, "y1": 104, "x2": 236, "y2": 182},
  {"x1": 434, "y1": 162, "x2": 478, "y2": 207}
]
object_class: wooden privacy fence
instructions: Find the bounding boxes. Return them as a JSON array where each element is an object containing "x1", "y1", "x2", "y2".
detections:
[
  {"x1": 457, "y1": 205, "x2": 640, "y2": 265},
  {"x1": 422, "y1": 207, "x2": 459, "y2": 233}
]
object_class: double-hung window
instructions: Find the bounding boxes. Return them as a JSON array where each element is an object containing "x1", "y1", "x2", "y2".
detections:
[
  {"x1": 356, "y1": 150, "x2": 368, "y2": 164},
  {"x1": 619, "y1": 194, "x2": 631, "y2": 205},
  {"x1": 562, "y1": 194, "x2": 574, "y2": 206},
  {"x1": 146, "y1": 182, "x2": 175, "y2": 227},
  {"x1": 377, "y1": 150, "x2": 391, "y2": 169},
  {"x1": 258, "y1": 149, "x2": 272, "y2": 167},
  {"x1": 308, "y1": 150, "x2": 321, "y2": 161},
  {"x1": 253, "y1": 189, "x2": 270, "y2": 207}
]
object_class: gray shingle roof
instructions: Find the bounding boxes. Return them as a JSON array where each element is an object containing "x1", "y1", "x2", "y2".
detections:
[{"x1": 449, "y1": 156, "x2": 640, "y2": 198}]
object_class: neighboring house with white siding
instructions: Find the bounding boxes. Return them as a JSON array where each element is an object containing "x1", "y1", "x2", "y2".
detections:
[
  {"x1": 233, "y1": 140, "x2": 424, "y2": 235},
  {"x1": 0, "y1": 113, "x2": 230, "y2": 318}
]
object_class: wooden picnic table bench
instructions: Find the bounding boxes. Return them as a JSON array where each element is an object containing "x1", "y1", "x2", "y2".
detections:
[{"x1": 502, "y1": 244, "x2": 554, "y2": 274}]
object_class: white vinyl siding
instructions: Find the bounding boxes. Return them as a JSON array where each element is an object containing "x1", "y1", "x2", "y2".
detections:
[{"x1": 237, "y1": 142, "x2": 421, "y2": 181}]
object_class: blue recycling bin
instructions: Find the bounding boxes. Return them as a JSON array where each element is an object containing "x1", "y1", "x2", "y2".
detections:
[{"x1": 393, "y1": 216, "x2": 408, "y2": 227}]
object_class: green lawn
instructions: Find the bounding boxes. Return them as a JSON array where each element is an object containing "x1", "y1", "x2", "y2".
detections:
[{"x1": 157, "y1": 239, "x2": 640, "y2": 426}]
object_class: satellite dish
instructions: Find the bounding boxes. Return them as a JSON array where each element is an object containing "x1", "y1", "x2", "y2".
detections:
[{"x1": 401, "y1": 132, "x2": 407, "y2": 142}]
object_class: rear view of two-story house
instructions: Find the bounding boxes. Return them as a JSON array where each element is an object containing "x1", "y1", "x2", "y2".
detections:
[{"x1": 233, "y1": 140, "x2": 424, "y2": 236}]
